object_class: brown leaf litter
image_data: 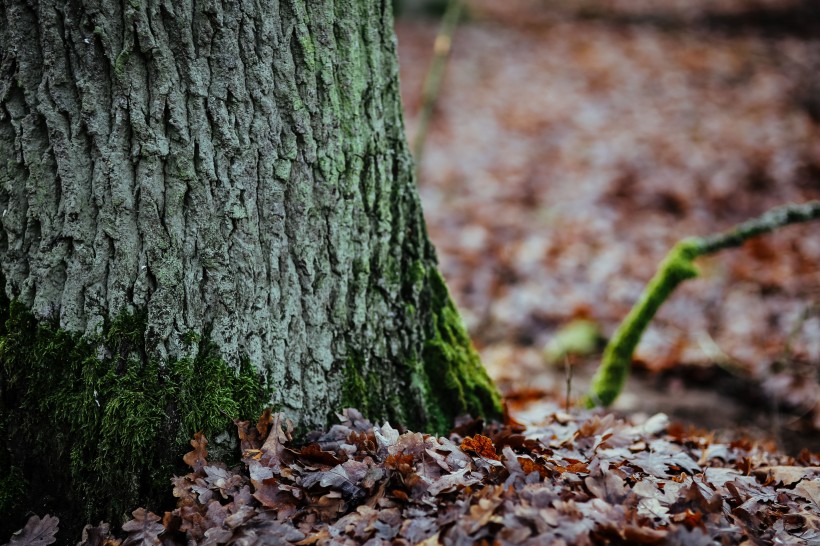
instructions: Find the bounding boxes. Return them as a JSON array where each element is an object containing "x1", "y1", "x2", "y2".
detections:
[{"x1": 9, "y1": 407, "x2": 820, "y2": 545}]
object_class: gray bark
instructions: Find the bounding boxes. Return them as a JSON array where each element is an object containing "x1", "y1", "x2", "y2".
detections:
[{"x1": 0, "y1": 0, "x2": 448, "y2": 429}]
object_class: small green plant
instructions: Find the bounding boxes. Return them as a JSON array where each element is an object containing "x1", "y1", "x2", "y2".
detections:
[{"x1": 585, "y1": 200, "x2": 820, "y2": 408}]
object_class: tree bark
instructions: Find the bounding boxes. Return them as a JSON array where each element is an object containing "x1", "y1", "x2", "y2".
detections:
[{"x1": 0, "y1": 0, "x2": 500, "y2": 533}]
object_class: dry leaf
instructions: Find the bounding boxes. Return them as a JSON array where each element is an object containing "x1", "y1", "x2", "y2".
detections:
[
  {"x1": 460, "y1": 435, "x2": 500, "y2": 461},
  {"x1": 182, "y1": 432, "x2": 208, "y2": 472},
  {"x1": 5, "y1": 515, "x2": 59, "y2": 546}
]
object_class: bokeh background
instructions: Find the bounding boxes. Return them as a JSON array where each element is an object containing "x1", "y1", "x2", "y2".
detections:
[{"x1": 394, "y1": 0, "x2": 820, "y2": 452}]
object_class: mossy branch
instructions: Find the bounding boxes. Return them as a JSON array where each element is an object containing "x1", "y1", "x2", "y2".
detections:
[{"x1": 585, "y1": 200, "x2": 820, "y2": 408}]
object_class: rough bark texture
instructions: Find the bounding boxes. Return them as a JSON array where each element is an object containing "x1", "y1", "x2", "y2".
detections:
[{"x1": 0, "y1": 0, "x2": 500, "y2": 534}]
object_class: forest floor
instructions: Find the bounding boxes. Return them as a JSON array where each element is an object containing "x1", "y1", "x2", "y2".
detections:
[
  {"x1": 25, "y1": 409, "x2": 820, "y2": 546},
  {"x1": 6, "y1": 2, "x2": 820, "y2": 545},
  {"x1": 396, "y1": 0, "x2": 820, "y2": 455}
]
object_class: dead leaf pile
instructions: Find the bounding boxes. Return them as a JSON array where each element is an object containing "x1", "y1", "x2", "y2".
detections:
[{"x1": 10, "y1": 407, "x2": 820, "y2": 545}]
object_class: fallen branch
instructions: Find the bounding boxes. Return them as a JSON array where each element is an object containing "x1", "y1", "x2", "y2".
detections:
[{"x1": 586, "y1": 200, "x2": 820, "y2": 408}]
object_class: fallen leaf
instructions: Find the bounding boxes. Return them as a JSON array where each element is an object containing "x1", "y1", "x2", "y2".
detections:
[
  {"x1": 76, "y1": 523, "x2": 119, "y2": 546},
  {"x1": 182, "y1": 432, "x2": 208, "y2": 472},
  {"x1": 793, "y1": 478, "x2": 820, "y2": 505},
  {"x1": 460, "y1": 435, "x2": 500, "y2": 461},
  {"x1": 5, "y1": 515, "x2": 59, "y2": 546},
  {"x1": 753, "y1": 466, "x2": 820, "y2": 487},
  {"x1": 121, "y1": 509, "x2": 163, "y2": 546}
]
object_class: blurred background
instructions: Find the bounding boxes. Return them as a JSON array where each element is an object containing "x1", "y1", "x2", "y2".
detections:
[{"x1": 394, "y1": 0, "x2": 820, "y2": 453}]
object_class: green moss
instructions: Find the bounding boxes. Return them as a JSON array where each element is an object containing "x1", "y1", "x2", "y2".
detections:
[
  {"x1": 181, "y1": 331, "x2": 201, "y2": 345},
  {"x1": 586, "y1": 238, "x2": 702, "y2": 407},
  {"x1": 419, "y1": 269, "x2": 502, "y2": 434},
  {"x1": 0, "y1": 465, "x2": 25, "y2": 517},
  {"x1": 113, "y1": 49, "x2": 130, "y2": 79},
  {"x1": 341, "y1": 359, "x2": 369, "y2": 414},
  {"x1": 340, "y1": 356, "x2": 409, "y2": 428},
  {"x1": 337, "y1": 261, "x2": 502, "y2": 435},
  {"x1": 0, "y1": 300, "x2": 271, "y2": 534}
]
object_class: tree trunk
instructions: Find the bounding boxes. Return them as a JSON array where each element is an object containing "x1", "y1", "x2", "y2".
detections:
[{"x1": 0, "y1": 0, "x2": 500, "y2": 534}]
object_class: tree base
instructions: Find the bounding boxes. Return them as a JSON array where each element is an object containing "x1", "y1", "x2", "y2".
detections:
[{"x1": 0, "y1": 297, "x2": 270, "y2": 540}]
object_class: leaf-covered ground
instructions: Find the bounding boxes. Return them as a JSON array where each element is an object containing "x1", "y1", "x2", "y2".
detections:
[
  {"x1": 6, "y1": 2, "x2": 819, "y2": 544},
  {"x1": 8, "y1": 409, "x2": 820, "y2": 545},
  {"x1": 396, "y1": 0, "x2": 820, "y2": 444}
]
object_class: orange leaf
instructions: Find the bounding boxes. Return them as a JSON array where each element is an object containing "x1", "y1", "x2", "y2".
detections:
[
  {"x1": 385, "y1": 453, "x2": 415, "y2": 474},
  {"x1": 518, "y1": 457, "x2": 549, "y2": 478},
  {"x1": 392, "y1": 489, "x2": 409, "y2": 501},
  {"x1": 565, "y1": 462, "x2": 589, "y2": 474},
  {"x1": 182, "y1": 432, "x2": 208, "y2": 471},
  {"x1": 461, "y1": 435, "x2": 501, "y2": 461}
]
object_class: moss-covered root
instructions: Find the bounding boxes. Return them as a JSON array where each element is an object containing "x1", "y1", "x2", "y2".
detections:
[{"x1": 585, "y1": 199, "x2": 820, "y2": 408}]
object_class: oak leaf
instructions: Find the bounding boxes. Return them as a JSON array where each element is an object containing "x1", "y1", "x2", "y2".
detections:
[
  {"x1": 460, "y1": 435, "x2": 500, "y2": 461},
  {"x1": 182, "y1": 432, "x2": 208, "y2": 471},
  {"x1": 5, "y1": 515, "x2": 59, "y2": 546},
  {"x1": 121, "y1": 509, "x2": 163, "y2": 546},
  {"x1": 77, "y1": 523, "x2": 120, "y2": 546}
]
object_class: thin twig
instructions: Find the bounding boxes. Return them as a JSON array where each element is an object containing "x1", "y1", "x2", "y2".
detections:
[
  {"x1": 412, "y1": 0, "x2": 463, "y2": 178},
  {"x1": 697, "y1": 200, "x2": 820, "y2": 254},
  {"x1": 564, "y1": 355, "x2": 573, "y2": 412}
]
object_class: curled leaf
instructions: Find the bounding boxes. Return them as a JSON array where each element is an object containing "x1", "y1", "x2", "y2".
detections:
[{"x1": 121, "y1": 509, "x2": 163, "y2": 546}]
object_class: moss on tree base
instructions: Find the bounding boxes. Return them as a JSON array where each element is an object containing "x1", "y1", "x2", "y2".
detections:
[
  {"x1": 0, "y1": 265, "x2": 501, "y2": 539},
  {"x1": 339, "y1": 266, "x2": 503, "y2": 436},
  {"x1": 420, "y1": 269, "x2": 502, "y2": 433},
  {"x1": 0, "y1": 296, "x2": 271, "y2": 539}
]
